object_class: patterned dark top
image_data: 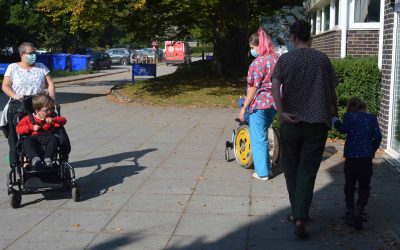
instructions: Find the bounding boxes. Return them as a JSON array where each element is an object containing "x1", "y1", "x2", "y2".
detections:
[
  {"x1": 271, "y1": 48, "x2": 338, "y2": 127},
  {"x1": 334, "y1": 112, "x2": 382, "y2": 158}
]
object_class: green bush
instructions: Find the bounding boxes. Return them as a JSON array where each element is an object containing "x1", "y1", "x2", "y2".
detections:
[
  {"x1": 329, "y1": 56, "x2": 381, "y2": 138},
  {"x1": 191, "y1": 45, "x2": 213, "y2": 54}
]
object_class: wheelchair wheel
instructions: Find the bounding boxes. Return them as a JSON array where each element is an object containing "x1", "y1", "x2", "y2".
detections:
[
  {"x1": 233, "y1": 125, "x2": 253, "y2": 168},
  {"x1": 268, "y1": 127, "x2": 280, "y2": 168},
  {"x1": 9, "y1": 189, "x2": 21, "y2": 209},
  {"x1": 72, "y1": 184, "x2": 80, "y2": 202}
]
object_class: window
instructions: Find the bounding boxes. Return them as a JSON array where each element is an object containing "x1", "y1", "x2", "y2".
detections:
[
  {"x1": 354, "y1": 0, "x2": 380, "y2": 23},
  {"x1": 324, "y1": 5, "x2": 330, "y2": 31},
  {"x1": 335, "y1": 0, "x2": 339, "y2": 26},
  {"x1": 312, "y1": 13, "x2": 317, "y2": 35}
]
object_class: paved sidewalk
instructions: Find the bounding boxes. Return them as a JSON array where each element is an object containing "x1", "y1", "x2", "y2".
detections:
[{"x1": 0, "y1": 78, "x2": 399, "y2": 249}]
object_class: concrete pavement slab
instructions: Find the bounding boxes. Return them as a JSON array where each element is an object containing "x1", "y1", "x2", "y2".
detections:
[
  {"x1": 87, "y1": 233, "x2": 170, "y2": 250},
  {"x1": 166, "y1": 235, "x2": 247, "y2": 250},
  {"x1": 173, "y1": 213, "x2": 248, "y2": 239},
  {"x1": 104, "y1": 211, "x2": 182, "y2": 235},
  {"x1": 6, "y1": 231, "x2": 97, "y2": 250},
  {"x1": 122, "y1": 193, "x2": 191, "y2": 213},
  {"x1": 184, "y1": 195, "x2": 249, "y2": 216}
]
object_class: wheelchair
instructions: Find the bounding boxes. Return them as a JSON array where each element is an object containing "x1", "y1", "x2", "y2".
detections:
[
  {"x1": 225, "y1": 97, "x2": 280, "y2": 169},
  {"x1": 6, "y1": 98, "x2": 80, "y2": 208}
]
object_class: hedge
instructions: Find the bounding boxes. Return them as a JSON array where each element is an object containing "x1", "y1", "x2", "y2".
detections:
[{"x1": 329, "y1": 56, "x2": 381, "y2": 138}]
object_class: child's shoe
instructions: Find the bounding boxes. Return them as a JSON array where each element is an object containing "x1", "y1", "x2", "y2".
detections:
[
  {"x1": 44, "y1": 158, "x2": 53, "y2": 168},
  {"x1": 353, "y1": 206, "x2": 364, "y2": 230},
  {"x1": 343, "y1": 209, "x2": 354, "y2": 226},
  {"x1": 32, "y1": 157, "x2": 42, "y2": 170}
]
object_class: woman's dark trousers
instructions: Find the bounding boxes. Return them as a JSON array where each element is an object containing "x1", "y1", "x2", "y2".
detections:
[
  {"x1": 344, "y1": 158, "x2": 373, "y2": 210},
  {"x1": 23, "y1": 134, "x2": 58, "y2": 161},
  {"x1": 279, "y1": 122, "x2": 328, "y2": 221}
]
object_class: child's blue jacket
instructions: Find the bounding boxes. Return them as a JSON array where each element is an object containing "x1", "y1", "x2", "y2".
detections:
[{"x1": 334, "y1": 112, "x2": 382, "y2": 159}]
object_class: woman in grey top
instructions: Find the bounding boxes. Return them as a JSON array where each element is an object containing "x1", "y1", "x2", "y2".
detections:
[{"x1": 2, "y1": 42, "x2": 56, "y2": 167}]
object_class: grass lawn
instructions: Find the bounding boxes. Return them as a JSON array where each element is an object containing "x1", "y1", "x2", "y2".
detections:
[{"x1": 115, "y1": 61, "x2": 245, "y2": 108}]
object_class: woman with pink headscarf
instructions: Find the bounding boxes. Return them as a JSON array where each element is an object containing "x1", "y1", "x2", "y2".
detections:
[{"x1": 239, "y1": 27, "x2": 279, "y2": 181}]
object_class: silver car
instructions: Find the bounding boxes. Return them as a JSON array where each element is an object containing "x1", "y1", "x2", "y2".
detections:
[{"x1": 106, "y1": 48, "x2": 131, "y2": 65}]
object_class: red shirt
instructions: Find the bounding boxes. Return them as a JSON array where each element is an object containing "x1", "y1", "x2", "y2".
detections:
[
  {"x1": 16, "y1": 115, "x2": 67, "y2": 136},
  {"x1": 247, "y1": 54, "x2": 279, "y2": 112}
]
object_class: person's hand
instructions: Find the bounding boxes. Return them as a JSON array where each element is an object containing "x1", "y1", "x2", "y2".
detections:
[
  {"x1": 280, "y1": 112, "x2": 299, "y2": 123},
  {"x1": 46, "y1": 117, "x2": 53, "y2": 124},
  {"x1": 239, "y1": 107, "x2": 246, "y2": 122},
  {"x1": 13, "y1": 94, "x2": 24, "y2": 101},
  {"x1": 33, "y1": 125, "x2": 40, "y2": 131}
]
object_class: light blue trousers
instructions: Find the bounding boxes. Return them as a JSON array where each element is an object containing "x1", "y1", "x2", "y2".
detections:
[{"x1": 249, "y1": 108, "x2": 277, "y2": 177}]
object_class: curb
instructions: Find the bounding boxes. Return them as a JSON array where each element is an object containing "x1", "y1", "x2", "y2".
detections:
[{"x1": 53, "y1": 69, "x2": 130, "y2": 85}]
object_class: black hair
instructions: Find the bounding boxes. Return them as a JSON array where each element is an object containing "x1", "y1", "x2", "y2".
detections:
[{"x1": 289, "y1": 20, "x2": 311, "y2": 43}]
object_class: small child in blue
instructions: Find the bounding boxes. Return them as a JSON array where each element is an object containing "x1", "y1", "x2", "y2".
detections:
[{"x1": 332, "y1": 97, "x2": 382, "y2": 230}]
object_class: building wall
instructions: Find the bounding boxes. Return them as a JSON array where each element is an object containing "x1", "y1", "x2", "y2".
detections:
[
  {"x1": 346, "y1": 30, "x2": 380, "y2": 57},
  {"x1": 311, "y1": 30, "x2": 342, "y2": 57},
  {"x1": 379, "y1": 0, "x2": 395, "y2": 148}
]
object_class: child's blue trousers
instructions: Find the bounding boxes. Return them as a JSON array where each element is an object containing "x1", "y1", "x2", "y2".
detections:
[{"x1": 249, "y1": 108, "x2": 276, "y2": 177}]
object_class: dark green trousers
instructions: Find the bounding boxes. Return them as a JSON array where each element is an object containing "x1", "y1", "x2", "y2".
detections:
[{"x1": 279, "y1": 122, "x2": 328, "y2": 221}]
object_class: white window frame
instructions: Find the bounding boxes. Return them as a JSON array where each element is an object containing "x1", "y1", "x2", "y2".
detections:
[
  {"x1": 349, "y1": 0, "x2": 381, "y2": 29},
  {"x1": 387, "y1": 11, "x2": 400, "y2": 161}
]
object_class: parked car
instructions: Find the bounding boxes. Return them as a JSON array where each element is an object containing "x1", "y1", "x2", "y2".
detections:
[
  {"x1": 106, "y1": 48, "x2": 131, "y2": 65},
  {"x1": 88, "y1": 52, "x2": 112, "y2": 70}
]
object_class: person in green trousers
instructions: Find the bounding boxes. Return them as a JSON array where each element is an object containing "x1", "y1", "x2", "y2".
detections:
[{"x1": 271, "y1": 20, "x2": 338, "y2": 239}]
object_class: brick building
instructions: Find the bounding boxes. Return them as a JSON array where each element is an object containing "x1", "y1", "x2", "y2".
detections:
[{"x1": 305, "y1": 0, "x2": 400, "y2": 163}]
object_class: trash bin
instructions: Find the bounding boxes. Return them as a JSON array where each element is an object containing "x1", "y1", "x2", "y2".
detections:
[
  {"x1": 52, "y1": 54, "x2": 70, "y2": 71},
  {"x1": 0, "y1": 63, "x2": 9, "y2": 75},
  {"x1": 36, "y1": 54, "x2": 52, "y2": 70},
  {"x1": 132, "y1": 63, "x2": 157, "y2": 83},
  {"x1": 70, "y1": 55, "x2": 90, "y2": 71}
]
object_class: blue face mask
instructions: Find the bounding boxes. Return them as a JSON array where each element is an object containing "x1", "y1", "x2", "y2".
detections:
[
  {"x1": 25, "y1": 53, "x2": 36, "y2": 65},
  {"x1": 250, "y1": 49, "x2": 258, "y2": 57}
]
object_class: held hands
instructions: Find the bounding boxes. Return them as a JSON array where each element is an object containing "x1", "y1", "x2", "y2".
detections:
[
  {"x1": 280, "y1": 112, "x2": 299, "y2": 123},
  {"x1": 33, "y1": 125, "x2": 40, "y2": 131},
  {"x1": 45, "y1": 117, "x2": 53, "y2": 124}
]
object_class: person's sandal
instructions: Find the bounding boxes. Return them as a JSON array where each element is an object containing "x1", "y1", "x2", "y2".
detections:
[{"x1": 294, "y1": 223, "x2": 309, "y2": 239}]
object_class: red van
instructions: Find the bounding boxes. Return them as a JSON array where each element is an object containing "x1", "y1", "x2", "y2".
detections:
[{"x1": 164, "y1": 41, "x2": 191, "y2": 65}]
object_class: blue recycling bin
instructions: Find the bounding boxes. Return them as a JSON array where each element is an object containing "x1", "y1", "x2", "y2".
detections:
[
  {"x1": 206, "y1": 55, "x2": 214, "y2": 61},
  {"x1": 0, "y1": 63, "x2": 9, "y2": 75},
  {"x1": 132, "y1": 63, "x2": 157, "y2": 83},
  {"x1": 52, "y1": 54, "x2": 70, "y2": 71},
  {"x1": 36, "y1": 54, "x2": 52, "y2": 70},
  {"x1": 71, "y1": 55, "x2": 90, "y2": 71}
]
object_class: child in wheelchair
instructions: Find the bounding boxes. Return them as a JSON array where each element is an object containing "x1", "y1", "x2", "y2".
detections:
[
  {"x1": 16, "y1": 94, "x2": 67, "y2": 170},
  {"x1": 6, "y1": 93, "x2": 79, "y2": 208}
]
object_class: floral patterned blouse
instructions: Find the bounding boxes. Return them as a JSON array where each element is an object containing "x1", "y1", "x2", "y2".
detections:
[{"x1": 247, "y1": 54, "x2": 278, "y2": 113}]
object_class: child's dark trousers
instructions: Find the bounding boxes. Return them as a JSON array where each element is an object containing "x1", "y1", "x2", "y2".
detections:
[
  {"x1": 23, "y1": 134, "x2": 58, "y2": 161},
  {"x1": 344, "y1": 158, "x2": 373, "y2": 210}
]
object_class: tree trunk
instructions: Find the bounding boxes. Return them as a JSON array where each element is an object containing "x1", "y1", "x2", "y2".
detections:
[{"x1": 214, "y1": 0, "x2": 249, "y2": 76}]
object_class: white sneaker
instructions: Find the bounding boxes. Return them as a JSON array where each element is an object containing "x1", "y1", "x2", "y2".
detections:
[{"x1": 252, "y1": 172, "x2": 269, "y2": 181}]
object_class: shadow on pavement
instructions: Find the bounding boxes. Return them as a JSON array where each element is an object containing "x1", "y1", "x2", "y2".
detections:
[
  {"x1": 55, "y1": 92, "x2": 108, "y2": 105},
  {"x1": 73, "y1": 149, "x2": 157, "y2": 201},
  {"x1": 87, "y1": 146, "x2": 400, "y2": 249}
]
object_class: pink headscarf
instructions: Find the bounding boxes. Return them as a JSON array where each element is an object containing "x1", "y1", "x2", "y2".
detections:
[{"x1": 257, "y1": 27, "x2": 276, "y2": 57}]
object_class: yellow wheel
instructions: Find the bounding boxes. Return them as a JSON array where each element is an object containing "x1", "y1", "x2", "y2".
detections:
[{"x1": 233, "y1": 125, "x2": 253, "y2": 168}]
